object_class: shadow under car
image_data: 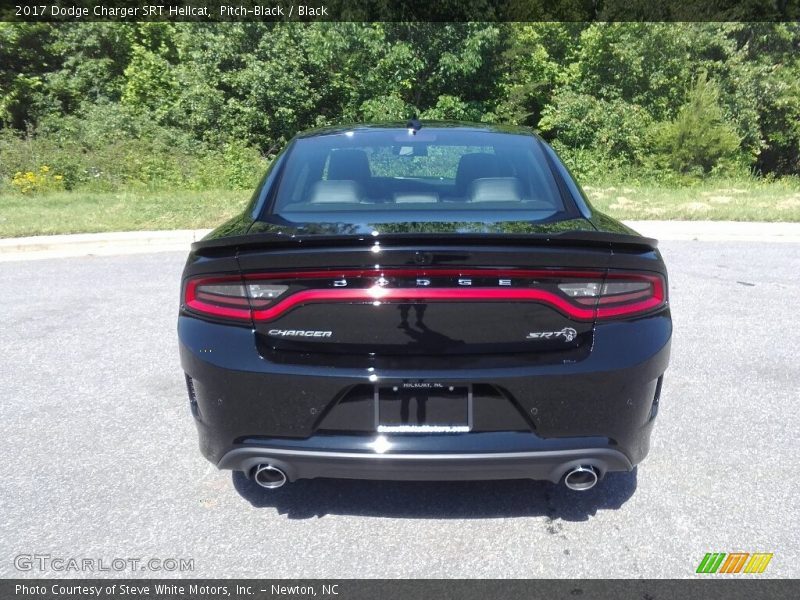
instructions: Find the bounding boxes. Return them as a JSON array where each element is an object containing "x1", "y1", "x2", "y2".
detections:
[{"x1": 231, "y1": 468, "x2": 638, "y2": 521}]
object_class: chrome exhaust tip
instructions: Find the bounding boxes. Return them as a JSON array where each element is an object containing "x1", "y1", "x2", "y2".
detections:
[
  {"x1": 563, "y1": 465, "x2": 598, "y2": 491},
  {"x1": 253, "y1": 464, "x2": 287, "y2": 489}
]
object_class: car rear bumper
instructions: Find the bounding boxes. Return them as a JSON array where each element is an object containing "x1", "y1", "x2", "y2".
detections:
[
  {"x1": 218, "y1": 440, "x2": 632, "y2": 483},
  {"x1": 179, "y1": 310, "x2": 671, "y2": 481}
]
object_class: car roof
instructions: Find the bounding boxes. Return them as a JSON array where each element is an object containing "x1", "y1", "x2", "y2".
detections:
[{"x1": 294, "y1": 121, "x2": 540, "y2": 140}]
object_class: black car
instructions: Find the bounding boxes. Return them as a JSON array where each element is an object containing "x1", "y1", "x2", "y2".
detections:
[{"x1": 179, "y1": 122, "x2": 671, "y2": 492}]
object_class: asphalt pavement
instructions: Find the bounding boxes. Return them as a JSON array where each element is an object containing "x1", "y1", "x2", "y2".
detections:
[{"x1": 1, "y1": 241, "x2": 798, "y2": 578}]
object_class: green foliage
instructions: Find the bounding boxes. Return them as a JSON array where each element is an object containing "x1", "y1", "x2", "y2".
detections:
[
  {"x1": 0, "y1": 104, "x2": 265, "y2": 191},
  {"x1": 539, "y1": 91, "x2": 653, "y2": 166},
  {"x1": 757, "y1": 64, "x2": 800, "y2": 175},
  {"x1": 647, "y1": 73, "x2": 741, "y2": 175},
  {"x1": 487, "y1": 23, "x2": 565, "y2": 124},
  {"x1": 420, "y1": 95, "x2": 484, "y2": 121},
  {"x1": 566, "y1": 23, "x2": 695, "y2": 120},
  {"x1": 740, "y1": 23, "x2": 800, "y2": 176},
  {"x1": 359, "y1": 94, "x2": 413, "y2": 122},
  {"x1": 0, "y1": 23, "x2": 52, "y2": 128},
  {"x1": 44, "y1": 23, "x2": 136, "y2": 111},
  {"x1": 121, "y1": 43, "x2": 178, "y2": 120},
  {"x1": 2, "y1": 21, "x2": 800, "y2": 192}
]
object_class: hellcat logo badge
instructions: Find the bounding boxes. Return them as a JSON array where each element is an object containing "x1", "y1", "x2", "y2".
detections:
[{"x1": 526, "y1": 327, "x2": 578, "y2": 342}]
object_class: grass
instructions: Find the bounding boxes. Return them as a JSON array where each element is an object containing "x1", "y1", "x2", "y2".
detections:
[
  {"x1": 1, "y1": 178, "x2": 799, "y2": 238},
  {"x1": 0, "y1": 189, "x2": 250, "y2": 238},
  {"x1": 584, "y1": 178, "x2": 800, "y2": 222}
]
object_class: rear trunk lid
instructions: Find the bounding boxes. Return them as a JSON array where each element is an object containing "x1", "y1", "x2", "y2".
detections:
[{"x1": 189, "y1": 218, "x2": 663, "y2": 357}]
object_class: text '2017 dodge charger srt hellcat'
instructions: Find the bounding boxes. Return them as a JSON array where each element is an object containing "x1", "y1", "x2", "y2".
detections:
[{"x1": 179, "y1": 122, "x2": 671, "y2": 491}]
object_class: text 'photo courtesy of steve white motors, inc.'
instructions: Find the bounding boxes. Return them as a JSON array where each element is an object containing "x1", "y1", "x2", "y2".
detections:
[{"x1": 13, "y1": 4, "x2": 330, "y2": 18}]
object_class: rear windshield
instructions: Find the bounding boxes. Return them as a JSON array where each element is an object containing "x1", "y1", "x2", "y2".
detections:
[{"x1": 267, "y1": 129, "x2": 573, "y2": 223}]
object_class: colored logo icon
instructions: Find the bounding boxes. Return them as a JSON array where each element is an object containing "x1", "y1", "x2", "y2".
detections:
[{"x1": 696, "y1": 553, "x2": 773, "y2": 574}]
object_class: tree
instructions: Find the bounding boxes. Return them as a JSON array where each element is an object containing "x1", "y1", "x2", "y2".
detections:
[
  {"x1": 2, "y1": 22, "x2": 799, "y2": 181},
  {"x1": 648, "y1": 72, "x2": 741, "y2": 174},
  {"x1": 0, "y1": 23, "x2": 54, "y2": 128},
  {"x1": 539, "y1": 91, "x2": 653, "y2": 166}
]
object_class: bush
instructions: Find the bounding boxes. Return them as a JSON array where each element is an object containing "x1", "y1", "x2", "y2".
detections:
[
  {"x1": 538, "y1": 90, "x2": 653, "y2": 168},
  {"x1": 646, "y1": 73, "x2": 741, "y2": 175},
  {"x1": 0, "y1": 104, "x2": 266, "y2": 192},
  {"x1": 549, "y1": 144, "x2": 637, "y2": 183}
]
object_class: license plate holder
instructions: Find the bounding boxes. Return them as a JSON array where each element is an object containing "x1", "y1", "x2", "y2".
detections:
[{"x1": 375, "y1": 383, "x2": 472, "y2": 433}]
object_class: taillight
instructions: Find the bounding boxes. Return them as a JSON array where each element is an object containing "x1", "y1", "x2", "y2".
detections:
[
  {"x1": 558, "y1": 273, "x2": 665, "y2": 319},
  {"x1": 183, "y1": 275, "x2": 288, "y2": 320},
  {"x1": 183, "y1": 269, "x2": 665, "y2": 322}
]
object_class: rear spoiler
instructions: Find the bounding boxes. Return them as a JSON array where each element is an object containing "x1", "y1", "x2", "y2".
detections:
[{"x1": 192, "y1": 230, "x2": 658, "y2": 253}]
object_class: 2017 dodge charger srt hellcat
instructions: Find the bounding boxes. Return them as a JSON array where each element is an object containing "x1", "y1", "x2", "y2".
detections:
[{"x1": 179, "y1": 122, "x2": 671, "y2": 491}]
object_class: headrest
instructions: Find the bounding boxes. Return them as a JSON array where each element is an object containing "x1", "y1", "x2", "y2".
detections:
[
  {"x1": 308, "y1": 180, "x2": 364, "y2": 203},
  {"x1": 327, "y1": 149, "x2": 371, "y2": 181},
  {"x1": 455, "y1": 153, "x2": 501, "y2": 193},
  {"x1": 468, "y1": 177, "x2": 524, "y2": 203}
]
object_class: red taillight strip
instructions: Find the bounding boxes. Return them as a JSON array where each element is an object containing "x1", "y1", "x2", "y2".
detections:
[
  {"x1": 251, "y1": 287, "x2": 598, "y2": 321},
  {"x1": 183, "y1": 270, "x2": 666, "y2": 322},
  {"x1": 184, "y1": 275, "x2": 251, "y2": 320},
  {"x1": 185, "y1": 299, "x2": 251, "y2": 320}
]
